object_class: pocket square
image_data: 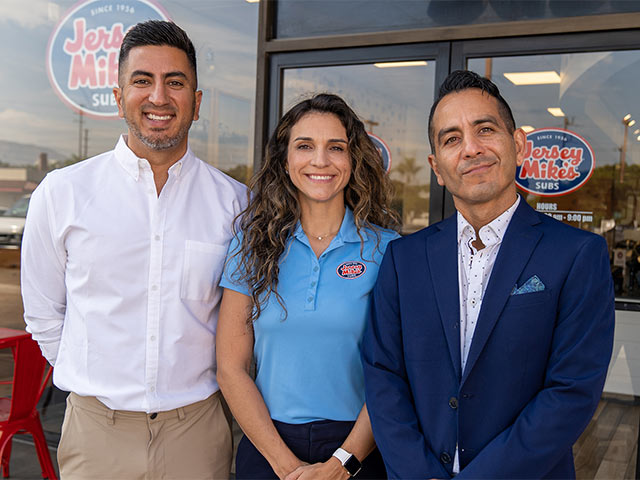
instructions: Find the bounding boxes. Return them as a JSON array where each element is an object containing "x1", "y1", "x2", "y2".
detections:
[{"x1": 511, "y1": 275, "x2": 545, "y2": 295}]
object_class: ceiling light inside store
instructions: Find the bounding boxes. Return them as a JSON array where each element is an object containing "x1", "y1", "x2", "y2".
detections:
[
  {"x1": 624, "y1": 113, "x2": 632, "y2": 122},
  {"x1": 374, "y1": 61, "x2": 428, "y2": 68},
  {"x1": 245, "y1": 0, "x2": 259, "y2": 3},
  {"x1": 547, "y1": 107, "x2": 565, "y2": 117},
  {"x1": 635, "y1": 129, "x2": 640, "y2": 135},
  {"x1": 630, "y1": 120, "x2": 637, "y2": 127},
  {"x1": 521, "y1": 125, "x2": 535, "y2": 133},
  {"x1": 504, "y1": 71, "x2": 561, "y2": 85}
]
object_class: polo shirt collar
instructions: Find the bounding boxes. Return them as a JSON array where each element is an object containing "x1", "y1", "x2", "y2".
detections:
[
  {"x1": 336, "y1": 207, "x2": 361, "y2": 243},
  {"x1": 114, "y1": 134, "x2": 195, "y2": 181}
]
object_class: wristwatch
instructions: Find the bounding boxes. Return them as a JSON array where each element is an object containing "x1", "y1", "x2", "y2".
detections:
[{"x1": 332, "y1": 447, "x2": 362, "y2": 477}]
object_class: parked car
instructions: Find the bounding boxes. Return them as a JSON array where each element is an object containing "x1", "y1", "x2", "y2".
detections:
[{"x1": 0, "y1": 195, "x2": 30, "y2": 247}]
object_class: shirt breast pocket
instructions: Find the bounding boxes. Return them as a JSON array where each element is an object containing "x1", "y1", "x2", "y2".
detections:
[{"x1": 180, "y1": 240, "x2": 228, "y2": 303}]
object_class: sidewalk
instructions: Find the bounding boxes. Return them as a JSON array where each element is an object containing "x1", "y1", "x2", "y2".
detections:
[{"x1": 4, "y1": 436, "x2": 59, "y2": 480}]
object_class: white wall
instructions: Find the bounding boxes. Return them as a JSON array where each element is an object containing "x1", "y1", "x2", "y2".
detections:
[{"x1": 604, "y1": 309, "x2": 640, "y2": 395}]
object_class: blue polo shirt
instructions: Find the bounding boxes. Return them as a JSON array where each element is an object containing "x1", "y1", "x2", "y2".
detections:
[{"x1": 221, "y1": 208, "x2": 399, "y2": 424}]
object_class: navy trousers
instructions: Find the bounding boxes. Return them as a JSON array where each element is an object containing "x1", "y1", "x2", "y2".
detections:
[{"x1": 235, "y1": 419, "x2": 387, "y2": 479}]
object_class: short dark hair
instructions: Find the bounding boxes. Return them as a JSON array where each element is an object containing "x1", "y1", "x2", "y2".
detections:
[
  {"x1": 118, "y1": 20, "x2": 197, "y2": 87},
  {"x1": 428, "y1": 70, "x2": 515, "y2": 152}
]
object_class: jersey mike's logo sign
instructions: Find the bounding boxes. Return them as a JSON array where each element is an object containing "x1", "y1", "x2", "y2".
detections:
[
  {"x1": 336, "y1": 261, "x2": 366, "y2": 279},
  {"x1": 47, "y1": 0, "x2": 170, "y2": 117},
  {"x1": 516, "y1": 128, "x2": 595, "y2": 197}
]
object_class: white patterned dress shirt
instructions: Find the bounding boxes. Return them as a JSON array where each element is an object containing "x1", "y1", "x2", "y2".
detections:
[
  {"x1": 21, "y1": 135, "x2": 246, "y2": 412},
  {"x1": 453, "y1": 195, "x2": 520, "y2": 473}
]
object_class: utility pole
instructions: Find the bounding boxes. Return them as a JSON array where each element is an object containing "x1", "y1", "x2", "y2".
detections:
[{"x1": 78, "y1": 109, "x2": 84, "y2": 159}]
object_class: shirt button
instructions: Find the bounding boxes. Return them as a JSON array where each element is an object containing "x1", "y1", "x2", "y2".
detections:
[
  {"x1": 448, "y1": 397, "x2": 458, "y2": 409},
  {"x1": 149, "y1": 386, "x2": 155, "y2": 392},
  {"x1": 150, "y1": 336, "x2": 156, "y2": 341},
  {"x1": 313, "y1": 266, "x2": 319, "y2": 272},
  {"x1": 307, "y1": 296, "x2": 313, "y2": 302},
  {"x1": 310, "y1": 281, "x2": 316, "y2": 287},
  {"x1": 151, "y1": 285, "x2": 158, "y2": 291},
  {"x1": 154, "y1": 235, "x2": 160, "y2": 241},
  {"x1": 440, "y1": 452, "x2": 452, "y2": 464}
]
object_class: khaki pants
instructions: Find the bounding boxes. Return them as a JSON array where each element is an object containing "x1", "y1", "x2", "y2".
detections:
[{"x1": 58, "y1": 391, "x2": 232, "y2": 480}]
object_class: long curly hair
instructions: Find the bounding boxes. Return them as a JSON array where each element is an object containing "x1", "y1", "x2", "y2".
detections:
[{"x1": 231, "y1": 93, "x2": 399, "y2": 323}]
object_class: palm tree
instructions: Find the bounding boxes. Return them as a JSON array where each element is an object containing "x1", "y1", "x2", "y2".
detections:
[
  {"x1": 394, "y1": 156, "x2": 422, "y2": 186},
  {"x1": 393, "y1": 156, "x2": 424, "y2": 227}
]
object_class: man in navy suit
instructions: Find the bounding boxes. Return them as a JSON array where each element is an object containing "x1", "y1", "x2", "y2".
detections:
[{"x1": 362, "y1": 70, "x2": 615, "y2": 479}]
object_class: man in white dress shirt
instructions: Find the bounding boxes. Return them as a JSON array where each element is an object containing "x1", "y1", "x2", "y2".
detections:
[{"x1": 21, "y1": 21, "x2": 246, "y2": 479}]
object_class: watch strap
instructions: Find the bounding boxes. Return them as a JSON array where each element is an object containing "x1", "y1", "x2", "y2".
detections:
[{"x1": 332, "y1": 448, "x2": 362, "y2": 477}]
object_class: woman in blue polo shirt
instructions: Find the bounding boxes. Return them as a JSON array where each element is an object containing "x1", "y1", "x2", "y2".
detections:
[{"x1": 217, "y1": 93, "x2": 399, "y2": 479}]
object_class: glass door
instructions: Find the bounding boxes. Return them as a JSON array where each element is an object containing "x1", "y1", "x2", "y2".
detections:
[
  {"x1": 282, "y1": 62, "x2": 434, "y2": 233},
  {"x1": 269, "y1": 43, "x2": 450, "y2": 232}
]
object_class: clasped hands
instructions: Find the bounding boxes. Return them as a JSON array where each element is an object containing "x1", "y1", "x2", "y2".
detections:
[{"x1": 283, "y1": 457, "x2": 350, "y2": 480}]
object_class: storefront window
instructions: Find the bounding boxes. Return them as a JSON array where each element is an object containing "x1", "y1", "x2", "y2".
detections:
[
  {"x1": 282, "y1": 62, "x2": 434, "y2": 233},
  {"x1": 0, "y1": 0, "x2": 257, "y2": 186},
  {"x1": 0, "y1": 0, "x2": 258, "y2": 442},
  {"x1": 468, "y1": 51, "x2": 640, "y2": 300}
]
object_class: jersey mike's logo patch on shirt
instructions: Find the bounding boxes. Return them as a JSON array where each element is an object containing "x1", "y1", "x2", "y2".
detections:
[{"x1": 336, "y1": 261, "x2": 366, "y2": 279}]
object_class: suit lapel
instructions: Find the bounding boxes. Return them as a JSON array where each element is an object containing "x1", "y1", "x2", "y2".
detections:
[
  {"x1": 426, "y1": 214, "x2": 462, "y2": 381},
  {"x1": 461, "y1": 200, "x2": 543, "y2": 386}
]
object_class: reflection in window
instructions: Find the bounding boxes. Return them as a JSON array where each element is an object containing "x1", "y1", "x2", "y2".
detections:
[
  {"x1": 282, "y1": 62, "x2": 434, "y2": 233},
  {"x1": 0, "y1": 0, "x2": 258, "y2": 194},
  {"x1": 469, "y1": 51, "x2": 640, "y2": 299}
]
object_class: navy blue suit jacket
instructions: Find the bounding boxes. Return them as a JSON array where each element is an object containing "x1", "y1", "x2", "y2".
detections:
[{"x1": 362, "y1": 199, "x2": 615, "y2": 479}]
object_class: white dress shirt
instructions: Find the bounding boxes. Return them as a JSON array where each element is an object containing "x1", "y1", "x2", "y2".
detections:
[
  {"x1": 453, "y1": 195, "x2": 519, "y2": 473},
  {"x1": 21, "y1": 135, "x2": 247, "y2": 412}
]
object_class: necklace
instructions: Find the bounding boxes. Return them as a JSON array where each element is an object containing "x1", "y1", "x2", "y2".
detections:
[{"x1": 303, "y1": 227, "x2": 340, "y2": 241}]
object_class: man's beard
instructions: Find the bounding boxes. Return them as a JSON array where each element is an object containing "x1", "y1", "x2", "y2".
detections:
[
  {"x1": 122, "y1": 101, "x2": 194, "y2": 151},
  {"x1": 127, "y1": 120, "x2": 190, "y2": 150}
]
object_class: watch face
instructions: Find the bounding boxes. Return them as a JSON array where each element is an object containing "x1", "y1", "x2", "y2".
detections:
[{"x1": 344, "y1": 455, "x2": 362, "y2": 477}]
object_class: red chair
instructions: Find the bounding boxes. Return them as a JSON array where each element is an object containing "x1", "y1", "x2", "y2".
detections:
[{"x1": 0, "y1": 335, "x2": 56, "y2": 479}]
